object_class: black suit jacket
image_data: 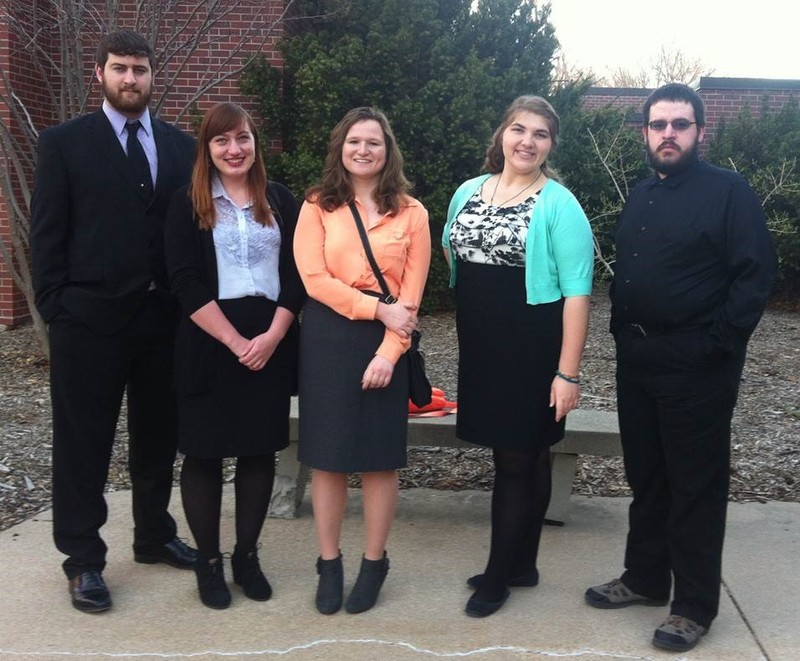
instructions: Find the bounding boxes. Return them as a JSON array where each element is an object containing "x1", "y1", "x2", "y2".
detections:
[{"x1": 30, "y1": 109, "x2": 196, "y2": 334}]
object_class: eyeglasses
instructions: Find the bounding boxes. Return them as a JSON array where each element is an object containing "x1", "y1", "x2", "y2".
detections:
[{"x1": 647, "y1": 119, "x2": 697, "y2": 132}]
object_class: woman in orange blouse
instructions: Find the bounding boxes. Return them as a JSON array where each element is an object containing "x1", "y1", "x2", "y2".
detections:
[{"x1": 294, "y1": 107, "x2": 430, "y2": 615}]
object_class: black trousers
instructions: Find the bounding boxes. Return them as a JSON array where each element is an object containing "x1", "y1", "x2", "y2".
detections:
[
  {"x1": 48, "y1": 294, "x2": 178, "y2": 579},
  {"x1": 614, "y1": 327, "x2": 745, "y2": 629}
]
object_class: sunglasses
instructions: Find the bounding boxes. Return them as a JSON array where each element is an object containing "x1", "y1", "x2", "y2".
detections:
[{"x1": 647, "y1": 119, "x2": 697, "y2": 132}]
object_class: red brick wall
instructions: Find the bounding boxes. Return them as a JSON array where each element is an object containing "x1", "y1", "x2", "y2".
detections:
[
  {"x1": 0, "y1": 0, "x2": 286, "y2": 326},
  {"x1": 5, "y1": 11, "x2": 800, "y2": 327},
  {"x1": 584, "y1": 78, "x2": 800, "y2": 146},
  {"x1": 582, "y1": 87, "x2": 651, "y2": 115},
  {"x1": 0, "y1": 3, "x2": 54, "y2": 326},
  {"x1": 697, "y1": 78, "x2": 800, "y2": 140}
]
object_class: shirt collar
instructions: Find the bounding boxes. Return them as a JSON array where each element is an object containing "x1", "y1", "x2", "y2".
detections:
[
  {"x1": 102, "y1": 100, "x2": 153, "y2": 138},
  {"x1": 211, "y1": 174, "x2": 227, "y2": 200},
  {"x1": 211, "y1": 174, "x2": 253, "y2": 209},
  {"x1": 646, "y1": 157, "x2": 702, "y2": 189}
]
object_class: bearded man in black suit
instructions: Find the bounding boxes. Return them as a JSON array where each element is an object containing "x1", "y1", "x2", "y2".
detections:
[{"x1": 30, "y1": 30, "x2": 198, "y2": 613}]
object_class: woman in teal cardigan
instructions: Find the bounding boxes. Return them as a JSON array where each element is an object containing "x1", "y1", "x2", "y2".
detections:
[{"x1": 442, "y1": 95, "x2": 594, "y2": 618}]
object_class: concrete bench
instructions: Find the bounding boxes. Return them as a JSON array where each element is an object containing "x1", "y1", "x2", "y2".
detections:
[{"x1": 268, "y1": 398, "x2": 622, "y2": 524}]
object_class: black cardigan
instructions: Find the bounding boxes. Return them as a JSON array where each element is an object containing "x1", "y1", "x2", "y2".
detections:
[{"x1": 164, "y1": 180, "x2": 306, "y2": 395}]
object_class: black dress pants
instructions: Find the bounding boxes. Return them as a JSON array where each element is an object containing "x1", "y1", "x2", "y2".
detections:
[
  {"x1": 48, "y1": 294, "x2": 178, "y2": 579},
  {"x1": 614, "y1": 327, "x2": 745, "y2": 629}
]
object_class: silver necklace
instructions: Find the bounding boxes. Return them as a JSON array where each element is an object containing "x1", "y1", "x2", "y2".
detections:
[{"x1": 490, "y1": 170, "x2": 543, "y2": 207}]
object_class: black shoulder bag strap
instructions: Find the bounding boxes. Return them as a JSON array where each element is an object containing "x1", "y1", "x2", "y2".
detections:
[
  {"x1": 349, "y1": 204, "x2": 431, "y2": 406},
  {"x1": 348, "y1": 201, "x2": 397, "y2": 304}
]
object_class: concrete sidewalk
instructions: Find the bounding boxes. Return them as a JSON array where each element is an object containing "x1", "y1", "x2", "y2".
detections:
[{"x1": 0, "y1": 488, "x2": 797, "y2": 660}]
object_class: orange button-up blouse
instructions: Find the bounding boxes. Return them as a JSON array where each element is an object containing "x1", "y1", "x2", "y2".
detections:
[{"x1": 293, "y1": 196, "x2": 431, "y2": 364}]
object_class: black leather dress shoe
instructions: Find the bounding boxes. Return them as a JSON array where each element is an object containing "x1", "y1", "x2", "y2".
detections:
[
  {"x1": 465, "y1": 587, "x2": 510, "y2": 618},
  {"x1": 69, "y1": 570, "x2": 112, "y2": 613},
  {"x1": 134, "y1": 537, "x2": 198, "y2": 569},
  {"x1": 467, "y1": 569, "x2": 539, "y2": 590}
]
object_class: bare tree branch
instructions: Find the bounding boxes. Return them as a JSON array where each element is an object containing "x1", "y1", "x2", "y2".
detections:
[
  {"x1": 602, "y1": 47, "x2": 714, "y2": 88},
  {"x1": 0, "y1": 0, "x2": 314, "y2": 351},
  {"x1": 588, "y1": 126, "x2": 628, "y2": 205}
]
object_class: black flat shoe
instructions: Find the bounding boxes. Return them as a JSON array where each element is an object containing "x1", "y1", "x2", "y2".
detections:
[
  {"x1": 465, "y1": 588, "x2": 510, "y2": 618},
  {"x1": 68, "y1": 570, "x2": 112, "y2": 613},
  {"x1": 134, "y1": 537, "x2": 198, "y2": 569},
  {"x1": 466, "y1": 569, "x2": 539, "y2": 590}
]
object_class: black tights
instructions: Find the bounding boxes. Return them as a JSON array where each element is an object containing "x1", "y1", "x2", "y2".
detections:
[
  {"x1": 180, "y1": 454, "x2": 276, "y2": 560},
  {"x1": 477, "y1": 446, "x2": 552, "y2": 600}
]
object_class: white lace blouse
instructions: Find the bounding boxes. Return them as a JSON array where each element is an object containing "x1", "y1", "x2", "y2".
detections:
[{"x1": 211, "y1": 176, "x2": 281, "y2": 301}]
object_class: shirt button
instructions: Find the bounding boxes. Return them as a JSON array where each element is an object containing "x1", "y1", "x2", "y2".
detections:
[
  {"x1": 624, "y1": 279, "x2": 630, "y2": 283},
  {"x1": 641, "y1": 227, "x2": 647, "y2": 231},
  {"x1": 633, "y1": 253, "x2": 639, "y2": 257}
]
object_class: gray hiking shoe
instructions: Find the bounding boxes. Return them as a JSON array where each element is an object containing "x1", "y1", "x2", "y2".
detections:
[
  {"x1": 653, "y1": 614, "x2": 707, "y2": 652},
  {"x1": 584, "y1": 578, "x2": 668, "y2": 609}
]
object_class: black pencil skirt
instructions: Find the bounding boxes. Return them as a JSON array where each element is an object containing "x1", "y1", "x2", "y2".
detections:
[
  {"x1": 176, "y1": 296, "x2": 294, "y2": 458},
  {"x1": 297, "y1": 298, "x2": 409, "y2": 472},
  {"x1": 455, "y1": 261, "x2": 566, "y2": 450}
]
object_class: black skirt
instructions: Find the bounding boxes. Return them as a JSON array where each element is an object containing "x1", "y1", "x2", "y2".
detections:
[
  {"x1": 297, "y1": 299, "x2": 409, "y2": 472},
  {"x1": 455, "y1": 260, "x2": 565, "y2": 450},
  {"x1": 176, "y1": 296, "x2": 296, "y2": 458}
]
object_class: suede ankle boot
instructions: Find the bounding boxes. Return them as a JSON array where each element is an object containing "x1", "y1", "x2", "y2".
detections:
[
  {"x1": 231, "y1": 546, "x2": 272, "y2": 601},
  {"x1": 345, "y1": 552, "x2": 389, "y2": 614},
  {"x1": 194, "y1": 556, "x2": 231, "y2": 610},
  {"x1": 315, "y1": 553, "x2": 343, "y2": 615}
]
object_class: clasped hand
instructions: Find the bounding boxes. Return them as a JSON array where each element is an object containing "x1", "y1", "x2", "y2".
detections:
[
  {"x1": 229, "y1": 332, "x2": 279, "y2": 371},
  {"x1": 376, "y1": 300, "x2": 418, "y2": 337},
  {"x1": 361, "y1": 354, "x2": 394, "y2": 390},
  {"x1": 358, "y1": 299, "x2": 414, "y2": 389}
]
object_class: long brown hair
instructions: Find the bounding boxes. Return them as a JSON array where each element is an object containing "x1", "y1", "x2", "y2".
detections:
[
  {"x1": 306, "y1": 107, "x2": 411, "y2": 214},
  {"x1": 483, "y1": 95, "x2": 562, "y2": 182},
  {"x1": 191, "y1": 102, "x2": 271, "y2": 230}
]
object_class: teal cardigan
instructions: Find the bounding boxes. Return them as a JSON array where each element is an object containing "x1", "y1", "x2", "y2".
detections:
[{"x1": 442, "y1": 174, "x2": 594, "y2": 304}]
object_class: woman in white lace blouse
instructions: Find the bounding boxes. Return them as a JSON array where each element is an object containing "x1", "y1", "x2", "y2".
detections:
[{"x1": 165, "y1": 103, "x2": 305, "y2": 610}]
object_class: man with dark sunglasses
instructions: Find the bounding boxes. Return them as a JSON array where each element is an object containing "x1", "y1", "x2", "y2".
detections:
[{"x1": 584, "y1": 83, "x2": 777, "y2": 652}]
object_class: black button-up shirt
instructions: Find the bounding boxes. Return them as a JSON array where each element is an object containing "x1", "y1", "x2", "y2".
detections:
[{"x1": 611, "y1": 159, "x2": 777, "y2": 353}]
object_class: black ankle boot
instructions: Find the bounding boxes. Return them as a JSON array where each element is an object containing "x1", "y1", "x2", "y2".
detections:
[
  {"x1": 345, "y1": 552, "x2": 389, "y2": 614},
  {"x1": 316, "y1": 553, "x2": 344, "y2": 615},
  {"x1": 231, "y1": 546, "x2": 272, "y2": 601},
  {"x1": 193, "y1": 556, "x2": 231, "y2": 610}
]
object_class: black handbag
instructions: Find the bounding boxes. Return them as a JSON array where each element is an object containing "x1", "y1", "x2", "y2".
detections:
[
  {"x1": 348, "y1": 203, "x2": 433, "y2": 407},
  {"x1": 406, "y1": 328, "x2": 433, "y2": 407}
]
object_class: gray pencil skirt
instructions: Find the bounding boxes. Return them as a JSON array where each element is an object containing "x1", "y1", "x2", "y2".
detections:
[{"x1": 297, "y1": 298, "x2": 409, "y2": 472}]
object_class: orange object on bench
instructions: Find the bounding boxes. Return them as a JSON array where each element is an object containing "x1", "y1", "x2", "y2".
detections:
[{"x1": 408, "y1": 387, "x2": 457, "y2": 417}]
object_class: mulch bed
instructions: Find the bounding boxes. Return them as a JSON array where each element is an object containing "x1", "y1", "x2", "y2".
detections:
[{"x1": 1, "y1": 284, "x2": 798, "y2": 531}]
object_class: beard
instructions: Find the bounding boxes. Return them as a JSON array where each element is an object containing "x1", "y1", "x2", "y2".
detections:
[
  {"x1": 101, "y1": 79, "x2": 152, "y2": 116},
  {"x1": 646, "y1": 136, "x2": 700, "y2": 176}
]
